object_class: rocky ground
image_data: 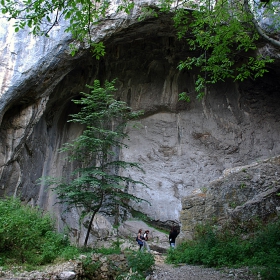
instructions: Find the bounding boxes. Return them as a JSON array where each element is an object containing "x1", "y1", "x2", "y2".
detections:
[
  {"x1": 0, "y1": 251, "x2": 260, "y2": 280},
  {"x1": 150, "y1": 252, "x2": 260, "y2": 280},
  {"x1": 0, "y1": 225, "x2": 261, "y2": 280}
]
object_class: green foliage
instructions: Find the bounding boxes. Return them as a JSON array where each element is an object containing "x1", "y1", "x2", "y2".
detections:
[
  {"x1": 173, "y1": 2, "x2": 274, "y2": 97},
  {"x1": 126, "y1": 251, "x2": 155, "y2": 278},
  {"x1": 94, "y1": 245, "x2": 121, "y2": 255},
  {"x1": 138, "y1": 6, "x2": 159, "y2": 21},
  {"x1": 150, "y1": 0, "x2": 276, "y2": 99},
  {"x1": 178, "y1": 92, "x2": 190, "y2": 102},
  {"x1": 91, "y1": 42, "x2": 106, "y2": 59},
  {"x1": 0, "y1": 0, "x2": 133, "y2": 56},
  {"x1": 81, "y1": 255, "x2": 101, "y2": 279},
  {"x1": 43, "y1": 79, "x2": 147, "y2": 247},
  {"x1": 0, "y1": 197, "x2": 79, "y2": 265},
  {"x1": 1, "y1": 0, "x2": 279, "y2": 89},
  {"x1": 167, "y1": 220, "x2": 280, "y2": 279},
  {"x1": 116, "y1": 0, "x2": 135, "y2": 14},
  {"x1": 59, "y1": 245, "x2": 81, "y2": 260}
]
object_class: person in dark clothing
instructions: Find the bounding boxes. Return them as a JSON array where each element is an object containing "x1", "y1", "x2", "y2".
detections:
[
  {"x1": 137, "y1": 229, "x2": 144, "y2": 251},
  {"x1": 169, "y1": 228, "x2": 179, "y2": 248}
]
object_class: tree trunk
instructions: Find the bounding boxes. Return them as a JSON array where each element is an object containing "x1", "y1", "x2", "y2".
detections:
[
  {"x1": 84, "y1": 191, "x2": 104, "y2": 247},
  {"x1": 114, "y1": 202, "x2": 119, "y2": 226},
  {"x1": 84, "y1": 210, "x2": 98, "y2": 247}
]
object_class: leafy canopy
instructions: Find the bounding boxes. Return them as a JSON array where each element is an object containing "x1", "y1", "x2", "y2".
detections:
[
  {"x1": 148, "y1": 0, "x2": 278, "y2": 99},
  {"x1": 0, "y1": 0, "x2": 134, "y2": 56},
  {"x1": 43, "y1": 79, "x2": 147, "y2": 247}
]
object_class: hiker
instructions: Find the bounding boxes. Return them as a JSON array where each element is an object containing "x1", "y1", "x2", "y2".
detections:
[
  {"x1": 143, "y1": 230, "x2": 151, "y2": 252},
  {"x1": 169, "y1": 227, "x2": 179, "y2": 248},
  {"x1": 137, "y1": 229, "x2": 144, "y2": 251}
]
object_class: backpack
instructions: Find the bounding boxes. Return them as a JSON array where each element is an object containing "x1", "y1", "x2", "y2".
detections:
[{"x1": 136, "y1": 236, "x2": 138, "y2": 241}]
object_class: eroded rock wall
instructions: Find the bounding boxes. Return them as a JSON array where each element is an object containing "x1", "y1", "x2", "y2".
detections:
[
  {"x1": 180, "y1": 156, "x2": 280, "y2": 240},
  {"x1": 1, "y1": 3, "x2": 280, "y2": 245}
]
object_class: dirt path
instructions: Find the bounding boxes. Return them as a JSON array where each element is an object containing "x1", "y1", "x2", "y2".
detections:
[{"x1": 150, "y1": 252, "x2": 259, "y2": 280}]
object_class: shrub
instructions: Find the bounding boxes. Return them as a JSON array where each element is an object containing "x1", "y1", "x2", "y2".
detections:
[
  {"x1": 0, "y1": 197, "x2": 78, "y2": 265},
  {"x1": 81, "y1": 255, "x2": 101, "y2": 279},
  {"x1": 126, "y1": 251, "x2": 154, "y2": 277},
  {"x1": 167, "y1": 220, "x2": 280, "y2": 279},
  {"x1": 95, "y1": 245, "x2": 121, "y2": 255}
]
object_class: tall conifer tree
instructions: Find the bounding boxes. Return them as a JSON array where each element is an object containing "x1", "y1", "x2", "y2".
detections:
[{"x1": 45, "y1": 79, "x2": 146, "y2": 247}]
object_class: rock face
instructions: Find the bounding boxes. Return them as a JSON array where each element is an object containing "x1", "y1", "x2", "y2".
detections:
[
  {"x1": 1, "y1": 2, "x2": 280, "y2": 245},
  {"x1": 180, "y1": 156, "x2": 280, "y2": 240}
]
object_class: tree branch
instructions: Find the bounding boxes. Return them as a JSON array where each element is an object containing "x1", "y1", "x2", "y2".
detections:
[
  {"x1": 44, "y1": 9, "x2": 60, "y2": 36},
  {"x1": 244, "y1": 0, "x2": 280, "y2": 48}
]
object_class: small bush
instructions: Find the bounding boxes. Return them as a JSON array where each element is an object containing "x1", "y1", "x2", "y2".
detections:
[
  {"x1": 126, "y1": 251, "x2": 154, "y2": 277},
  {"x1": 60, "y1": 245, "x2": 81, "y2": 260},
  {"x1": 81, "y1": 255, "x2": 101, "y2": 279}
]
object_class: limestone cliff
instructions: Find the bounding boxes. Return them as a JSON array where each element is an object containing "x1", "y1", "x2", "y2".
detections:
[
  {"x1": 180, "y1": 156, "x2": 280, "y2": 240},
  {"x1": 0, "y1": 1, "x2": 280, "y2": 245}
]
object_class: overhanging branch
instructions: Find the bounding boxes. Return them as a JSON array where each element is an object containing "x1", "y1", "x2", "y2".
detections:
[{"x1": 244, "y1": 0, "x2": 280, "y2": 48}]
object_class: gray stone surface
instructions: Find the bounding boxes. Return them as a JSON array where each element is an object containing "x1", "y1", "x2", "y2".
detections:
[
  {"x1": 180, "y1": 156, "x2": 280, "y2": 239},
  {"x1": 118, "y1": 220, "x2": 170, "y2": 248},
  {"x1": 58, "y1": 271, "x2": 76, "y2": 280},
  {"x1": 1, "y1": 0, "x2": 280, "y2": 245}
]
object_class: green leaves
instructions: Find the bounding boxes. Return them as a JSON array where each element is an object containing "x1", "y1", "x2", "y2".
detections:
[
  {"x1": 167, "y1": 220, "x2": 280, "y2": 278},
  {"x1": 234, "y1": 55, "x2": 274, "y2": 82},
  {"x1": 117, "y1": 0, "x2": 135, "y2": 14},
  {"x1": 2, "y1": 0, "x2": 277, "y2": 74},
  {"x1": 0, "y1": 0, "x2": 117, "y2": 57},
  {"x1": 126, "y1": 251, "x2": 155, "y2": 276},
  {"x1": 0, "y1": 197, "x2": 71, "y2": 265},
  {"x1": 161, "y1": 1, "x2": 275, "y2": 98}
]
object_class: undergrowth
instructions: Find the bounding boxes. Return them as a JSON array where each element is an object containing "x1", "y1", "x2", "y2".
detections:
[
  {"x1": 124, "y1": 251, "x2": 155, "y2": 279},
  {"x1": 0, "y1": 197, "x2": 155, "y2": 280},
  {"x1": 0, "y1": 197, "x2": 80, "y2": 267},
  {"x1": 167, "y1": 220, "x2": 280, "y2": 280}
]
